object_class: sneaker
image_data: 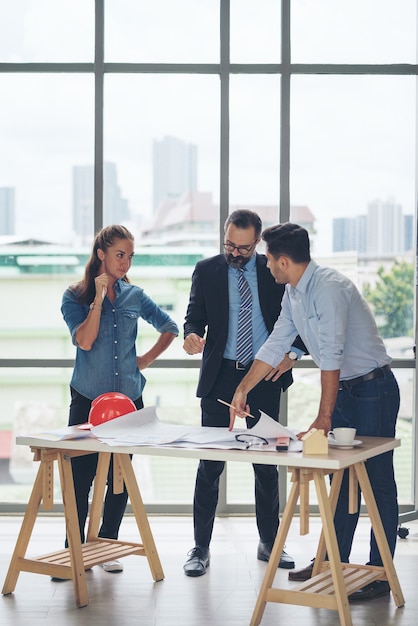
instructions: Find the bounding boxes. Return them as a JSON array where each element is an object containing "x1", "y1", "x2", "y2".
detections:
[{"x1": 100, "y1": 559, "x2": 124, "y2": 573}]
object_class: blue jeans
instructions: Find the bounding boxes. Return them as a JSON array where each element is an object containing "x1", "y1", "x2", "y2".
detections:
[{"x1": 331, "y1": 368, "x2": 400, "y2": 566}]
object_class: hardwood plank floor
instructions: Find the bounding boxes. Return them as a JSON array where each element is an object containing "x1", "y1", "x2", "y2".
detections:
[{"x1": 1, "y1": 515, "x2": 417, "y2": 625}]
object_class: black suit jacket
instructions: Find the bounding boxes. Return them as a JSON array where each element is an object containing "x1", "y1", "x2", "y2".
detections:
[{"x1": 184, "y1": 253, "x2": 304, "y2": 398}]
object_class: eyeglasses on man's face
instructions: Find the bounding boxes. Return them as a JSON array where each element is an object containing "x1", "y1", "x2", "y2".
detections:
[{"x1": 223, "y1": 240, "x2": 257, "y2": 256}]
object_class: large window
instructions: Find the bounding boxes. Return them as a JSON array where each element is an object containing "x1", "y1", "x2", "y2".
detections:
[{"x1": 0, "y1": 1, "x2": 416, "y2": 517}]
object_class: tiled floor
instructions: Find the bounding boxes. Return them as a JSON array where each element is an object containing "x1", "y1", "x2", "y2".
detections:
[{"x1": 1, "y1": 514, "x2": 417, "y2": 626}]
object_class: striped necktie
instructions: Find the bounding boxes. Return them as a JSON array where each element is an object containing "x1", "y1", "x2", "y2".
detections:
[{"x1": 236, "y1": 268, "x2": 253, "y2": 365}]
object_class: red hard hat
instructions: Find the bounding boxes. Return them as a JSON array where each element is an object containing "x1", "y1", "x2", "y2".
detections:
[{"x1": 88, "y1": 392, "x2": 136, "y2": 426}]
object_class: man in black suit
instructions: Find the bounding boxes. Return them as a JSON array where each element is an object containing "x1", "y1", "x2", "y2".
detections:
[{"x1": 183, "y1": 209, "x2": 304, "y2": 577}]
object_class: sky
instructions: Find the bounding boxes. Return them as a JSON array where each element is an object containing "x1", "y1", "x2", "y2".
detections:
[{"x1": 0, "y1": 0, "x2": 416, "y2": 254}]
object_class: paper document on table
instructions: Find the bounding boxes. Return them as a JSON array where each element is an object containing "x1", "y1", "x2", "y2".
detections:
[
  {"x1": 92, "y1": 408, "x2": 245, "y2": 447},
  {"x1": 91, "y1": 406, "x2": 192, "y2": 445},
  {"x1": 22, "y1": 406, "x2": 301, "y2": 450},
  {"x1": 22, "y1": 425, "x2": 97, "y2": 441},
  {"x1": 180, "y1": 427, "x2": 242, "y2": 445},
  {"x1": 245, "y1": 410, "x2": 299, "y2": 440}
]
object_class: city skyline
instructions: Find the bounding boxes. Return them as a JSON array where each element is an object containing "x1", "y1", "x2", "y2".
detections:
[
  {"x1": 333, "y1": 198, "x2": 413, "y2": 256},
  {"x1": 0, "y1": 2, "x2": 416, "y2": 256},
  {"x1": 152, "y1": 135, "x2": 198, "y2": 212},
  {"x1": 4, "y1": 164, "x2": 412, "y2": 257},
  {"x1": 1, "y1": 153, "x2": 414, "y2": 261}
]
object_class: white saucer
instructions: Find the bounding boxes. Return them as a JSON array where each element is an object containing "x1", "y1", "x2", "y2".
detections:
[{"x1": 328, "y1": 439, "x2": 362, "y2": 449}]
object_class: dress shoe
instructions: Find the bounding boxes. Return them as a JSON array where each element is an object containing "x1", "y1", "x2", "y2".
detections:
[
  {"x1": 257, "y1": 542, "x2": 295, "y2": 569},
  {"x1": 288, "y1": 559, "x2": 315, "y2": 581},
  {"x1": 348, "y1": 580, "x2": 390, "y2": 602},
  {"x1": 183, "y1": 546, "x2": 210, "y2": 577}
]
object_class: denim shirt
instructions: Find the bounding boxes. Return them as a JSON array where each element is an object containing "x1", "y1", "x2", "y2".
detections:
[{"x1": 61, "y1": 279, "x2": 179, "y2": 400}]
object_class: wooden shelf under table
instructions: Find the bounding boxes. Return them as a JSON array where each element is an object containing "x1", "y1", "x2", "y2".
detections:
[{"x1": 2, "y1": 447, "x2": 164, "y2": 607}]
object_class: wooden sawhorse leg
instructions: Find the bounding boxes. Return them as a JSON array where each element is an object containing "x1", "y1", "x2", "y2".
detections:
[
  {"x1": 250, "y1": 468, "x2": 351, "y2": 626},
  {"x1": 250, "y1": 462, "x2": 404, "y2": 626},
  {"x1": 354, "y1": 461, "x2": 404, "y2": 607},
  {"x1": 2, "y1": 449, "x2": 89, "y2": 608},
  {"x1": 2, "y1": 457, "x2": 46, "y2": 597},
  {"x1": 314, "y1": 462, "x2": 404, "y2": 608},
  {"x1": 250, "y1": 472, "x2": 301, "y2": 626},
  {"x1": 86, "y1": 452, "x2": 164, "y2": 581},
  {"x1": 314, "y1": 469, "x2": 352, "y2": 625},
  {"x1": 56, "y1": 450, "x2": 89, "y2": 606},
  {"x1": 114, "y1": 453, "x2": 164, "y2": 581},
  {"x1": 2, "y1": 448, "x2": 164, "y2": 608}
]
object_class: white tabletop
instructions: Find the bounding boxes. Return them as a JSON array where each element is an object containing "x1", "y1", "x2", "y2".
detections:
[{"x1": 16, "y1": 435, "x2": 400, "y2": 470}]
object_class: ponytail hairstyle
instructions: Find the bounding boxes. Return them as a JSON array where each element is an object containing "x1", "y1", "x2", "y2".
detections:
[{"x1": 72, "y1": 225, "x2": 134, "y2": 304}]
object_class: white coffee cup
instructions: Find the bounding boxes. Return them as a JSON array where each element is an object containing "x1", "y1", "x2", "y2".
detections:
[{"x1": 328, "y1": 427, "x2": 356, "y2": 445}]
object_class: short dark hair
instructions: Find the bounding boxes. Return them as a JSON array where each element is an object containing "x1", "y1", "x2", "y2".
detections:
[
  {"x1": 262, "y1": 222, "x2": 311, "y2": 263},
  {"x1": 224, "y1": 209, "x2": 262, "y2": 238}
]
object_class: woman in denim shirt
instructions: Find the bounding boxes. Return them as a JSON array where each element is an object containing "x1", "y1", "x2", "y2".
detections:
[{"x1": 61, "y1": 224, "x2": 178, "y2": 573}]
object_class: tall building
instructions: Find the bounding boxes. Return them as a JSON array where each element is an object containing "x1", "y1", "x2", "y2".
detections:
[
  {"x1": 152, "y1": 136, "x2": 198, "y2": 211},
  {"x1": 333, "y1": 201, "x2": 409, "y2": 256},
  {"x1": 0, "y1": 187, "x2": 15, "y2": 235},
  {"x1": 72, "y1": 162, "x2": 130, "y2": 241},
  {"x1": 356, "y1": 215, "x2": 367, "y2": 253},
  {"x1": 333, "y1": 217, "x2": 356, "y2": 252},
  {"x1": 333, "y1": 215, "x2": 367, "y2": 253},
  {"x1": 367, "y1": 198, "x2": 403, "y2": 256},
  {"x1": 404, "y1": 214, "x2": 414, "y2": 252}
]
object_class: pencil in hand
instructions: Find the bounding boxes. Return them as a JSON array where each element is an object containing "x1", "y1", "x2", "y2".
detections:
[{"x1": 217, "y1": 398, "x2": 255, "y2": 419}]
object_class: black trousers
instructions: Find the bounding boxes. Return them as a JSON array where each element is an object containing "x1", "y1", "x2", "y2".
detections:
[
  {"x1": 67, "y1": 388, "x2": 143, "y2": 544},
  {"x1": 193, "y1": 360, "x2": 283, "y2": 549}
]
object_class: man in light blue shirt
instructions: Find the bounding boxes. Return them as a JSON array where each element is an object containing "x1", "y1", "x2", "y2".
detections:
[{"x1": 230, "y1": 222, "x2": 400, "y2": 602}]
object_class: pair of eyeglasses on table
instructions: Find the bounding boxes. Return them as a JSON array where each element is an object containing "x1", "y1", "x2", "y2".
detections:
[{"x1": 235, "y1": 433, "x2": 269, "y2": 449}]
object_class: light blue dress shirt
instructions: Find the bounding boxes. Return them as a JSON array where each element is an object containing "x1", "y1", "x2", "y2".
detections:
[
  {"x1": 256, "y1": 260, "x2": 390, "y2": 380},
  {"x1": 61, "y1": 279, "x2": 179, "y2": 400}
]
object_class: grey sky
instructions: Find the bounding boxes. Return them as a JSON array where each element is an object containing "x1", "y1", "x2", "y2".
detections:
[{"x1": 0, "y1": 0, "x2": 416, "y2": 253}]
